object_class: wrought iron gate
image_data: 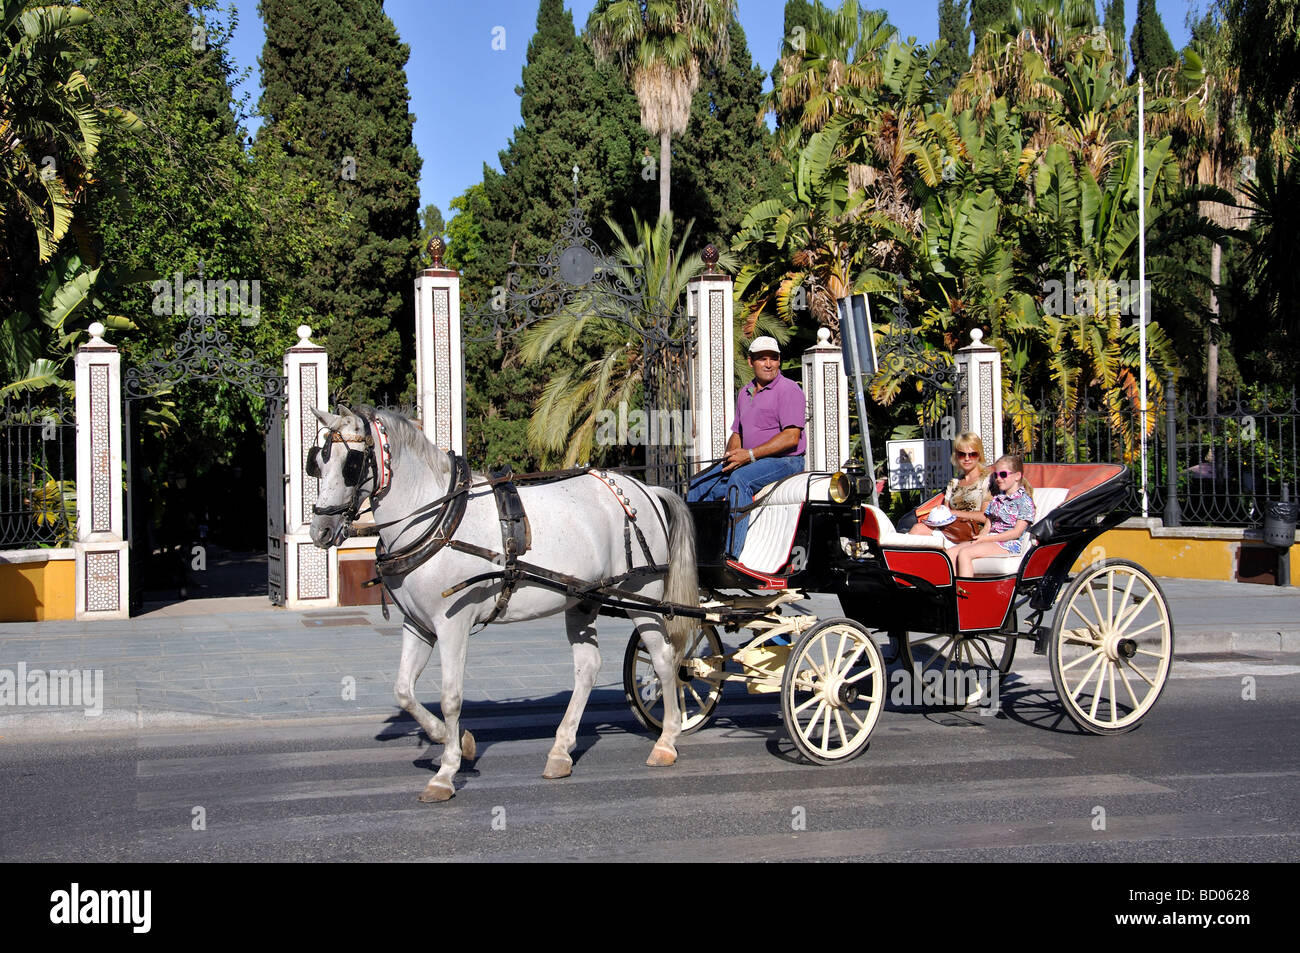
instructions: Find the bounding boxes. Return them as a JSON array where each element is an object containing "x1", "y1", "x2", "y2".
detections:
[{"x1": 123, "y1": 281, "x2": 287, "y2": 611}]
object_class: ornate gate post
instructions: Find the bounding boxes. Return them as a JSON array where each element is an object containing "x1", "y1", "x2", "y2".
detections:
[
  {"x1": 414, "y1": 238, "x2": 465, "y2": 453},
  {"x1": 74, "y1": 322, "x2": 129, "y2": 620},
  {"x1": 956, "y1": 329, "x2": 1003, "y2": 461},
  {"x1": 801, "y1": 328, "x2": 850, "y2": 472},
  {"x1": 283, "y1": 326, "x2": 338, "y2": 609},
  {"x1": 686, "y1": 247, "x2": 734, "y2": 467}
]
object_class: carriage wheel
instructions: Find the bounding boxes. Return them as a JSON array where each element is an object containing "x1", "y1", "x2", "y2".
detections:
[
  {"x1": 623, "y1": 625, "x2": 725, "y2": 735},
  {"x1": 1048, "y1": 559, "x2": 1173, "y2": 734},
  {"x1": 780, "y1": 619, "x2": 886, "y2": 765},
  {"x1": 897, "y1": 620, "x2": 1016, "y2": 708}
]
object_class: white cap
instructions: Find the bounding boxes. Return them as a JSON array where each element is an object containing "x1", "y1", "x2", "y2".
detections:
[{"x1": 748, "y1": 336, "x2": 781, "y2": 356}]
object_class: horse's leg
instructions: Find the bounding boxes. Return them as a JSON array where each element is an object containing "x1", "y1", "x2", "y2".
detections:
[
  {"x1": 632, "y1": 612, "x2": 683, "y2": 767},
  {"x1": 543, "y1": 604, "x2": 601, "y2": 780},
  {"x1": 394, "y1": 623, "x2": 475, "y2": 761},
  {"x1": 419, "y1": 619, "x2": 471, "y2": 803}
]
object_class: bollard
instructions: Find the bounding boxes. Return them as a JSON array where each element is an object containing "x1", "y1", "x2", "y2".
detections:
[{"x1": 1263, "y1": 485, "x2": 1297, "y2": 586}]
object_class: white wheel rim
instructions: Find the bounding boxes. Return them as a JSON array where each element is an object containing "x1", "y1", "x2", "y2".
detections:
[
  {"x1": 632, "y1": 627, "x2": 723, "y2": 731},
  {"x1": 1055, "y1": 565, "x2": 1171, "y2": 729},
  {"x1": 787, "y1": 625, "x2": 884, "y2": 760}
]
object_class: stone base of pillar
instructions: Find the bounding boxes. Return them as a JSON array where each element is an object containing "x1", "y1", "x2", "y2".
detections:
[
  {"x1": 74, "y1": 540, "x2": 129, "y2": 620},
  {"x1": 284, "y1": 533, "x2": 338, "y2": 609}
]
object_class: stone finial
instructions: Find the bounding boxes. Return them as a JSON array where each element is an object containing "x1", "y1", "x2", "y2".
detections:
[
  {"x1": 970, "y1": 328, "x2": 984, "y2": 344},
  {"x1": 817, "y1": 326, "x2": 832, "y2": 345},
  {"x1": 297, "y1": 325, "x2": 313, "y2": 344},
  {"x1": 88, "y1": 322, "x2": 106, "y2": 342},
  {"x1": 702, "y1": 244, "x2": 719, "y2": 274},
  {"x1": 428, "y1": 236, "x2": 445, "y2": 268}
]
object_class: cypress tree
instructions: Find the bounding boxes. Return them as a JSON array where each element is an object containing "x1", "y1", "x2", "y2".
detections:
[
  {"x1": 970, "y1": 0, "x2": 1011, "y2": 41},
  {"x1": 936, "y1": 0, "x2": 971, "y2": 100},
  {"x1": 257, "y1": 0, "x2": 422, "y2": 403},
  {"x1": 1130, "y1": 0, "x2": 1177, "y2": 80}
]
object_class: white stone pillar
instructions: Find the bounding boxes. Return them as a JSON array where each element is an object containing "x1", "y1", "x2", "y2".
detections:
[
  {"x1": 686, "y1": 248, "x2": 734, "y2": 466},
  {"x1": 414, "y1": 238, "x2": 465, "y2": 453},
  {"x1": 74, "y1": 322, "x2": 128, "y2": 620},
  {"x1": 801, "y1": 327, "x2": 850, "y2": 472},
  {"x1": 956, "y1": 328, "x2": 1003, "y2": 461},
  {"x1": 283, "y1": 325, "x2": 338, "y2": 609}
]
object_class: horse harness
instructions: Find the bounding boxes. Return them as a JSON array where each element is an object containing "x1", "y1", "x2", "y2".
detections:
[{"x1": 310, "y1": 414, "x2": 669, "y2": 633}]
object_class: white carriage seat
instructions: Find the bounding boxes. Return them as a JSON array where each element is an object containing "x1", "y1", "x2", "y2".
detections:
[
  {"x1": 967, "y1": 486, "x2": 1069, "y2": 575},
  {"x1": 735, "y1": 473, "x2": 831, "y2": 573}
]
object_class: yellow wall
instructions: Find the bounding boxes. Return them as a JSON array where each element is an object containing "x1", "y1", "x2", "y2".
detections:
[
  {"x1": 1070, "y1": 527, "x2": 1300, "y2": 582},
  {"x1": 0, "y1": 558, "x2": 76, "y2": 622}
]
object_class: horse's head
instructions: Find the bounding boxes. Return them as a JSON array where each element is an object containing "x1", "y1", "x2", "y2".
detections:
[{"x1": 307, "y1": 405, "x2": 377, "y2": 549}]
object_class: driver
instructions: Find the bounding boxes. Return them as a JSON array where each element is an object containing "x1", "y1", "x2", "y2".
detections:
[{"x1": 686, "y1": 336, "x2": 806, "y2": 558}]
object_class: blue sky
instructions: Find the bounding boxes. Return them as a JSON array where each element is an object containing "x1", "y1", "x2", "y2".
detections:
[{"x1": 219, "y1": 0, "x2": 1197, "y2": 220}]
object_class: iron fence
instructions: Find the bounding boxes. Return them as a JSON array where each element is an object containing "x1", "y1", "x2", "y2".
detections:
[
  {"x1": 0, "y1": 392, "x2": 77, "y2": 548},
  {"x1": 1011, "y1": 376, "x2": 1299, "y2": 528}
]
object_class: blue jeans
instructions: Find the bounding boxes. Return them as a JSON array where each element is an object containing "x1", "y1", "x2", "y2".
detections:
[{"x1": 687, "y1": 455, "x2": 805, "y2": 556}]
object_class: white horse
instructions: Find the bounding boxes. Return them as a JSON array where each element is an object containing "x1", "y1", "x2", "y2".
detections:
[{"x1": 307, "y1": 405, "x2": 698, "y2": 801}]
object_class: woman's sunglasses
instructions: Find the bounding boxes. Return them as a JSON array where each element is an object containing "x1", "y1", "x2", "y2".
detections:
[{"x1": 956, "y1": 451, "x2": 980, "y2": 459}]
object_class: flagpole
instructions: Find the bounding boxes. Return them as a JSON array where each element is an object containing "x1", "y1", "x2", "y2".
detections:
[{"x1": 1138, "y1": 75, "x2": 1149, "y2": 519}]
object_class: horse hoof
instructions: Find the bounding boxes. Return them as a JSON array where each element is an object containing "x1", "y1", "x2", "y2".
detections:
[
  {"x1": 461, "y1": 730, "x2": 477, "y2": 761},
  {"x1": 646, "y1": 743, "x2": 677, "y2": 767},
  {"x1": 418, "y1": 780, "x2": 455, "y2": 802},
  {"x1": 542, "y1": 753, "x2": 572, "y2": 780}
]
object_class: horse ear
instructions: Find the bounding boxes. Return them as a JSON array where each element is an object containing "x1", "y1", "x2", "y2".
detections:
[{"x1": 310, "y1": 406, "x2": 344, "y2": 431}]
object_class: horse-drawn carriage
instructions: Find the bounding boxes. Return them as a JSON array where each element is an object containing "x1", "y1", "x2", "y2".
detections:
[
  {"x1": 625, "y1": 461, "x2": 1174, "y2": 765},
  {"x1": 306, "y1": 405, "x2": 1173, "y2": 799}
]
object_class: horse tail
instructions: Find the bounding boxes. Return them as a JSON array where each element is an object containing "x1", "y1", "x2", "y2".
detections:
[{"x1": 650, "y1": 486, "x2": 699, "y2": 662}]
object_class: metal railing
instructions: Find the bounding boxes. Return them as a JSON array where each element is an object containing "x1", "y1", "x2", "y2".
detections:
[
  {"x1": 0, "y1": 393, "x2": 77, "y2": 548},
  {"x1": 1012, "y1": 376, "x2": 1299, "y2": 528}
]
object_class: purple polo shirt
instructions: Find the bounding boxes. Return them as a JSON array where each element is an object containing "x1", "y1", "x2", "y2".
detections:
[{"x1": 731, "y1": 371, "x2": 807, "y2": 455}]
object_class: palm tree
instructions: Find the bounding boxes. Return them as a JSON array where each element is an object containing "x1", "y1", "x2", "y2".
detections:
[
  {"x1": 587, "y1": 0, "x2": 736, "y2": 219},
  {"x1": 521, "y1": 212, "x2": 734, "y2": 466}
]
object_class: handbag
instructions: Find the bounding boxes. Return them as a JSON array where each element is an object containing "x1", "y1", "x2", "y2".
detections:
[{"x1": 938, "y1": 518, "x2": 978, "y2": 544}]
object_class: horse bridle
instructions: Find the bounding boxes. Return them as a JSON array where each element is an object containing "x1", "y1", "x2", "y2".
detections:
[{"x1": 308, "y1": 414, "x2": 385, "y2": 521}]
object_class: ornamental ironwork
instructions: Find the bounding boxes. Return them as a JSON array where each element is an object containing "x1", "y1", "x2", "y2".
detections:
[
  {"x1": 873, "y1": 273, "x2": 964, "y2": 403},
  {"x1": 124, "y1": 262, "x2": 286, "y2": 411},
  {"x1": 462, "y1": 166, "x2": 690, "y2": 349}
]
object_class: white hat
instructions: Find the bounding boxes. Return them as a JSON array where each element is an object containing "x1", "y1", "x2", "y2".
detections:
[{"x1": 748, "y1": 336, "x2": 781, "y2": 355}]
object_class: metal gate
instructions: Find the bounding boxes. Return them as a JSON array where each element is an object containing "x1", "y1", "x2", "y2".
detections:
[
  {"x1": 122, "y1": 278, "x2": 286, "y2": 611},
  {"x1": 461, "y1": 173, "x2": 692, "y2": 492}
]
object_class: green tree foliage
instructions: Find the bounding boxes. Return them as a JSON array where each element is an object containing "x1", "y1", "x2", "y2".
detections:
[
  {"x1": 1223, "y1": 0, "x2": 1300, "y2": 141},
  {"x1": 970, "y1": 0, "x2": 1011, "y2": 39},
  {"x1": 417, "y1": 204, "x2": 445, "y2": 268},
  {"x1": 936, "y1": 0, "x2": 971, "y2": 100},
  {"x1": 1103, "y1": 0, "x2": 1125, "y2": 69},
  {"x1": 258, "y1": 0, "x2": 421, "y2": 404},
  {"x1": 1130, "y1": 0, "x2": 1176, "y2": 80}
]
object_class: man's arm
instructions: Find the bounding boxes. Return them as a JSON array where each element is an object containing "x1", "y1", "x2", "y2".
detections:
[{"x1": 721, "y1": 426, "x2": 801, "y2": 471}]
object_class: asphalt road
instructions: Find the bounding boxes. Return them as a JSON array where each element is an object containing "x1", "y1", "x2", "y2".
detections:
[{"x1": 2, "y1": 652, "x2": 1297, "y2": 863}]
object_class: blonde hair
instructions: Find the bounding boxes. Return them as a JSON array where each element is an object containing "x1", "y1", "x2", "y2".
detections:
[{"x1": 951, "y1": 431, "x2": 987, "y2": 468}]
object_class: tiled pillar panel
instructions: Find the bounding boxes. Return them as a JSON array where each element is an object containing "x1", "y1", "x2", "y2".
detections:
[
  {"x1": 686, "y1": 258, "x2": 735, "y2": 468},
  {"x1": 955, "y1": 328, "x2": 1003, "y2": 463},
  {"x1": 414, "y1": 240, "x2": 465, "y2": 454},
  {"x1": 284, "y1": 326, "x2": 338, "y2": 609},
  {"x1": 801, "y1": 328, "x2": 850, "y2": 472},
  {"x1": 74, "y1": 323, "x2": 128, "y2": 619}
]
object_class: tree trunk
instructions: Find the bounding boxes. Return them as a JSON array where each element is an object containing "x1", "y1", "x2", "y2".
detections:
[
  {"x1": 659, "y1": 130, "x2": 671, "y2": 220},
  {"x1": 1207, "y1": 240, "x2": 1221, "y2": 414}
]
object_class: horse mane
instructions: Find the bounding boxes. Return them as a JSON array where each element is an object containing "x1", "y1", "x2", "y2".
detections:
[{"x1": 363, "y1": 405, "x2": 455, "y2": 480}]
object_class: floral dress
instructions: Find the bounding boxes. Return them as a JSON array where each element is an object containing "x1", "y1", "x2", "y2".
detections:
[
  {"x1": 945, "y1": 477, "x2": 986, "y2": 513},
  {"x1": 984, "y1": 487, "x2": 1036, "y2": 554}
]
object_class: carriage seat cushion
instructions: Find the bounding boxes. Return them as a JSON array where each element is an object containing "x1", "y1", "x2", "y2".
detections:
[{"x1": 735, "y1": 473, "x2": 830, "y2": 573}]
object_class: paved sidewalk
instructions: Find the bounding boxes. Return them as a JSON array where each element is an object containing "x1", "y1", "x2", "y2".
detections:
[{"x1": 0, "y1": 579, "x2": 1295, "y2": 738}]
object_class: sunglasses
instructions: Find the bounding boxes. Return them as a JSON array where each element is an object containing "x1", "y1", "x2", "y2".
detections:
[
  {"x1": 956, "y1": 451, "x2": 980, "y2": 459},
  {"x1": 994, "y1": 470, "x2": 1017, "y2": 479}
]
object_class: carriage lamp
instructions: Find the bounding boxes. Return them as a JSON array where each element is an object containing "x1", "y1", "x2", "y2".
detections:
[{"x1": 829, "y1": 471, "x2": 852, "y2": 504}]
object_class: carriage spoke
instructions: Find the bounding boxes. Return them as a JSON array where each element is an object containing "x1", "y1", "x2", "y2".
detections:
[
  {"x1": 1109, "y1": 665, "x2": 1118, "y2": 723},
  {"x1": 793, "y1": 693, "x2": 821, "y2": 716},
  {"x1": 1121, "y1": 655, "x2": 1157, "y2": 688},
  {"x1": 1088, "y1": 662, "x2": 1106, "y2": 719},
  {"x1": 1060, "y1": 647, "x2": 1103, "y2": 673},
  {"x1": 971, "y1": 637, "x2": 998, "y2": 669},
  {"x1": 1112, "y1": 592, "x2": 1156, "y2": 639},
  {"x1": 834, "y1": 709, "x2": 849, "y2": 749},
  {"x1": 1120, "y1": 664, "x2": 1141, "y2": 709},
  {"x1": 1124, "y1": 618, "x2": 1167, "y2": 640},
  {"x1": 1068, "y1": 653, "x2": 1105, "y2": 702}
]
